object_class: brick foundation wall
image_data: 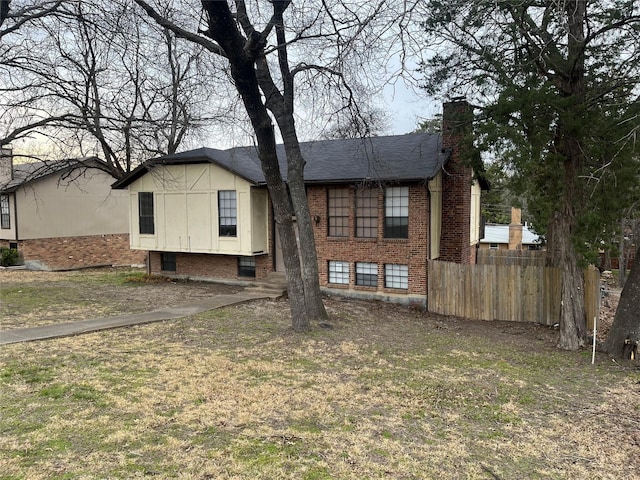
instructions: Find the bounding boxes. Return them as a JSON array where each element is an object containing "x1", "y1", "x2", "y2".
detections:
[
  {"x1": 8, "y1": 234, "x2": 147, "y2": 270},
  {"x1": 307, "y1": 184, "x2": 429, "y2": 297},
  {"x1": 150, "y1": 251, "x2": 273, "y2": 281}
]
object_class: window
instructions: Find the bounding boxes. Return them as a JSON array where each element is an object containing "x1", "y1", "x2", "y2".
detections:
[
  {"x1": 218, "y1": 190, "x2": 237, "y2": 237},
  {"x1": 161, "y1": 252, "x2": 176, "y2": 272},
  {"x1": 0, "y1": 195, "x2": 9, "y2": 229},
  {"x1": 238, "y1": 256, "x2": 256, "y2": 277},
  {"x1": 489, "y1": 243, "x2": 499, "y2": 250},
  {"x1": 356, "y1": 188, "x2": 377, "y2": 238},
  {"x1": 384, "y1": 186, "x2": 408, "y2": 238},
  {"x1": 355, "y1": 262, "x2": 378, "y2": 287},
  {"x1": 328, "y1": 261, "x2": 349, "y2": 285},
  {"x1": 138, "y1": 192, "x2": 154, "y2": 234},
  {"x1": 385, "y1": 264, "x2": 408, "y2": 289},
  {"x1": 327, "y1": 188, "x2": 350, "y2": 237}
]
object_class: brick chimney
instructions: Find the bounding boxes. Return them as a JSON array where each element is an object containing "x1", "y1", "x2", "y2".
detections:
[
  {"x1": 0, "y1": 147, "x2": 13, "y2": 185},
  {"x1": 508, "y1": 207, "x2": 523, "y2": 250},
  {"x1": 438, "y1": 99, "x2": 474, "y2": 264}
]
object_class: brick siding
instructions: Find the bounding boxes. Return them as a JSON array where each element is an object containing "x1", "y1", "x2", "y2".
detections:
[
  {"x1": 149, "y1": 250, "x2": 272, "y2": 281},
  {"x1": 308, "y1": 184, "x2": 429, "y2": 297},
  {"x1": 3, "y1": 234, "x2": 146, "y2": 270},
  {"x1": 440, "y1": 99, "x2": 473, "y2": 264}
]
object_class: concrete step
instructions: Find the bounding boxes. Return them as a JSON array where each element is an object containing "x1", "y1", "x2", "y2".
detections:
[
  {"x1": 245, "y1": 285, "x2": 286, "y2": 295},
  {"x1": 266, "y1": 271, "x2": 287, "y2": 284},
  {"x1": 244, "y1": 272, "x2": 287, "y2": 296}
]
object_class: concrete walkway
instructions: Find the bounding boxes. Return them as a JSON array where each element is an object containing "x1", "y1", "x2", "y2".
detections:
[{"x1": 0, "y1": 291, "x2": 279, "y2": 345}]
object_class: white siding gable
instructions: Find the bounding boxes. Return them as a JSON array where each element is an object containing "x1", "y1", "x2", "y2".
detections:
[{"x1": 128, "y1": 163, "x2": 268, "y2": 256}]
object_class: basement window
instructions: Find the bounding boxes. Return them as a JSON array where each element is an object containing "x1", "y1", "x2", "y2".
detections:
[
  {"x1": 355, "y1": 262, "x2": 378, "y2": 287},
  {"x1": 238, "y1": 256, "x2": 256, "y2": 277},
  {"x1": 328, "y1": 260, "x2": 349, "y2": 285},
  {"x1": 385, "y1": 264, "x2": 408, "y2": 290},
  {"x1": 161, "y1": 252, "x2": 176, "y2": 272}
]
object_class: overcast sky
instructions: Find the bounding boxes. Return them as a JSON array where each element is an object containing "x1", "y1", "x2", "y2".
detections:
[{"x1": 383, "y1": 81, "x2": 440, "y2": 135}]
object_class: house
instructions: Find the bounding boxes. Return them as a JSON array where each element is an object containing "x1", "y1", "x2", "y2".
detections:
[
  {"x1": 0, "y1": 150, "x2": 146, "y2": 270},
  {"x1": 479, "y1": 207, "x2": 542, "y2": 251},
  {"x1": 112, "y1": 100, "x2": 486, "y2": 307}
]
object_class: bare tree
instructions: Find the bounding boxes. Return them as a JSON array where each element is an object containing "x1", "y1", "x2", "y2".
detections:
[
  {"x1": 0, "y1": 0, "x2": 61, "y2": 38},
  {"x1": 1, "y1": 0, "x2": 226, "y2": 177},
  {"x1": 0, "y1": 1, "x2": 68, "y2": 147}
]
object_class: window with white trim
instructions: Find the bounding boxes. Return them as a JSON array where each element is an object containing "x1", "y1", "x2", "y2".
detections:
[
  {"x1": 0, "y1": 195, "x2": 10, "y2": 229},
  {"x1": 218, "y1": 190, "x2": 237, "y2": 237},
  {"x1": 384, "y1": 186, "x2": 408, "y2": 238},
  {"x1": 355, "y1": 262, "x2": 378, "y2": 287},
  {"x1": 328, "y1": 260, "x2": 349, "y2": 285},
  {"x1": 385, "y1": 264, "x2": 408, "y2": 289}
]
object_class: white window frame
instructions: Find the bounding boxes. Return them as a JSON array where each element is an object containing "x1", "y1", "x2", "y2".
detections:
[
  {"x1": 385, "y1": 264, "x2": 408, "y2": 290},
  {"x1": 355, "y1": 262, "x2": 378, "y2": 287},
  {"x1": 328, "y1": 260, "x2": 350, "y2": 285},
  {"x1": 384, "y1": 186, "x2": 409, "y2": 238}
]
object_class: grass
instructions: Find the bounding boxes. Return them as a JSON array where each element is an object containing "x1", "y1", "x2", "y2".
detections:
[
  {"x1": 0, "y1": 270, "x2": 639, "y2": 479},
  {"x1": 0, "y1": 269, "x2": 147, "y2": 329},
  {"x1": 0, "y1": 268, "x2": 238, "y2": 330}
]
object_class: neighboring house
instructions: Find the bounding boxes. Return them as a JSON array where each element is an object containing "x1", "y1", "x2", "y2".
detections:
[
  {"x1": 112, "y1": 100, "x2": 486, "y2": 307},
  {"x1": 479, "y1": 207, "x2": 542, "y2": 251},
  {"x1": 0, "y1": 151, "x2": 146, "y2": 270}
]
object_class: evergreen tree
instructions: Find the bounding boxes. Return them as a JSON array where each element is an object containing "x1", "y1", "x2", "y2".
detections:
[{"x1": 420, "y1": 1, "x2": 640, "y2": 350}]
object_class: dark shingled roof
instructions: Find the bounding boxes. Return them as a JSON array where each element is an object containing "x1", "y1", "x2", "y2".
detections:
[
  {"x1": 112, "y1": 132, "x2": 449, "y2": 189},
  {"x1": 1, "y1": 157, "x2": 108, "y2": 193}
]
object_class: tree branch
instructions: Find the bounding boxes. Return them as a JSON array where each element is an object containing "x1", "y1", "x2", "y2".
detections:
[{"x1": 133, "y1": 0, "x2": 226, "y2": 57}]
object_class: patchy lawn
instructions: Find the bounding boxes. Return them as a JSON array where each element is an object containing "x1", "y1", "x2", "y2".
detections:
[
  {"x1": 0, "y1": 269, "x2": 638, "y2": 479},
  {"x1": 0, "y1": 268, "x2": 240, "y2": 329}
]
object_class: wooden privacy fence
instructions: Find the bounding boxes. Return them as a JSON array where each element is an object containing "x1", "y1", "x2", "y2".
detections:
[{"x1": 428, "y1": 260, "x2": 600, "y2": 328}]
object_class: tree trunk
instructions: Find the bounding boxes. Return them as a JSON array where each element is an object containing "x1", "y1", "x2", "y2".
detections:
[
  {"x1": 547, "y1": 208, "x2": 587, "y2": 350},
  {"x1": 544, "y1": 1, "x2": 587, "y2": 351},
  {"x1": 201, "y1": 2, "x2": 310, "y2": 331},
  {"x1": 619, "y1": 223, "x2": 627, "y2": 287},
  {"x1": 252, "y1": 6, "x2": 328, "y2": 323},
  {"x1": 604, "y1": 244, "x2": 640, "y2": 359},
  {"x1": 276, "y1": 120, "x2": 328, "y2": 321}
]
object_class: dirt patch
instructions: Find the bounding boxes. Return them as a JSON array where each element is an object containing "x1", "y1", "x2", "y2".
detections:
[{"x1": 0, "y1": 267, "x2": 241, "y2": 329}]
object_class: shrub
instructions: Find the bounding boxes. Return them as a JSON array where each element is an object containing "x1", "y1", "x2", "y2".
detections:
[{"x1": 0, "y1": 247, "x2": 20, "y2": 267}]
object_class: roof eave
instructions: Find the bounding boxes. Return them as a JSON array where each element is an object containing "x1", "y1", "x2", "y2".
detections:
[{"x1": 112, "y1": 156, "x2": 261, "y2": 189}]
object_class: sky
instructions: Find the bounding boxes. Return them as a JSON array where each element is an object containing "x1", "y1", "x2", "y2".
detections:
[{"x1": 382, "y1": 81, "x2": 440, "y2": 135}]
